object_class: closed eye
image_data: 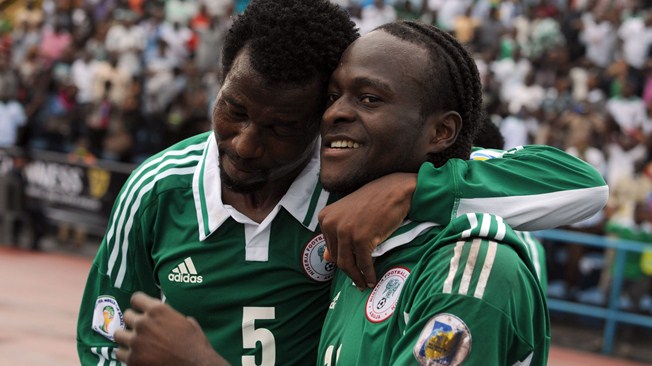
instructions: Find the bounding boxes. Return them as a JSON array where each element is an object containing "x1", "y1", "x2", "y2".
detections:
[
  {"x1": 221, "y1": 95, "x2": 248, "y2": 120},
  {"x1": 270, "y1": 125, "x2": 298, "y2": 138},
  {"x1": 228, "y1": 109, "x2": 248, "y2": 120},
  {"x1": 360, "y1": 95, "x2": 381, "y2": 104}
]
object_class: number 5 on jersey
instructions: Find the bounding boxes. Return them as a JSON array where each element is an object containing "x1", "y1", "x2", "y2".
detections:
[{"x1": 242, "y1": 307, "x2": 276, "y2": 366}]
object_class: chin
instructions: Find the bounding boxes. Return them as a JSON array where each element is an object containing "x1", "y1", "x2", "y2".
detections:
[
  {"x1": 220, "y1": 169, "x2": 266, "y2": 193},
  {"x1": 320, "y1": 175, "x2": 364, "y2": 196},
  {"x1": 321, "y1": 168, "x2": 388, "y2": 195}
]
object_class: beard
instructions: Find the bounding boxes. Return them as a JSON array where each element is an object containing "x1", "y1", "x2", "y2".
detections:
[
  {"x1": 220, "y1": 168, "x2": 267, "y2": 193},
  {"x1": 218, "y1": 152, "x2": 267, "y2": 193}
]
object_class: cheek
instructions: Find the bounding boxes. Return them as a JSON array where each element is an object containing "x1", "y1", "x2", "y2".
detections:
[
  {"x1": 266, "y1": 135, "x2": 317, "y2": 172},
  {"x1": 272, "y1": 139, "x2": 315, "y2": 163},
  {"x1": 371, "y1": 124, "x2": 405, "y2": 151},
  {"x1": 213, "y1": 116, "x2": 238, "y2": 141},
  {"x1": 371, "y1": 117, "x2": 422, "y2": 159}
]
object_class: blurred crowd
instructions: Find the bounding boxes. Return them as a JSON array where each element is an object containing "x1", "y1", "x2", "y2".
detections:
[
  {"x1": 1, "y1": 0, "x2": 652, "y2": 308},
  {"x1": 0, "y1": 0, "x2": 243, "y2": 163}
]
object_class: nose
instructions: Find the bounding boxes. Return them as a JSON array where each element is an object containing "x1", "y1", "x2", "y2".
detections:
[
  {"x1": 322, "y1": 96, "x2": 356, "y2": 127},
  {"x1": 232, "y1": 123, "x2": 264, "y2": 159}
]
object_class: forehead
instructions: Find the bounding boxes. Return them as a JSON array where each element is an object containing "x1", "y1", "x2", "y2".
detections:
[
  {"x1": 223, "y1": 48, "x2": 323, "y2": 115},
  {"x1": 335, "y1": 30, "x2": 430, "y2": 85}
]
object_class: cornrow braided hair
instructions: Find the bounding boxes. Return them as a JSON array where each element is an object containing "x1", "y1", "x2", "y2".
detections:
[
  {"x1": 222, "y1": 0, "x2": 359, "y2": 88},
  {"x1": 377, "y1": 21, "x2": 484, "y2": 167}
]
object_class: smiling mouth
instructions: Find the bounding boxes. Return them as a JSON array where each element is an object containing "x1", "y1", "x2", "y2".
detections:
[{"x1": 329, "y1": 140, "x2": 362, "y2": 149}]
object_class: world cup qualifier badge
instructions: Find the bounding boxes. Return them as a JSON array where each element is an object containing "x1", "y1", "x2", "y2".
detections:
[
  {"x1": 366, "y1": 266, "x2": 410, "y2": 323},
  {"x1": 91, "y1": 296, "x2": 124, "y2": 341},
  {"x1": 302, "y1": 234, "x2": 336, "y2": 282},
  {"x1": 413, "y1": 313, "x2": 471, "y2": 366}
]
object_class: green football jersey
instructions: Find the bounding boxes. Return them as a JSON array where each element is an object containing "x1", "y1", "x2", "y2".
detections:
[
  {"x1": 318, "y1": 213, "x2": 549, "y2": 366},
  {"x1": 77, "y1": 134, "x2": 601, "y2": 365},
  {"x1": 77, "y1": 132, "x2": 337, "y2": 365}
]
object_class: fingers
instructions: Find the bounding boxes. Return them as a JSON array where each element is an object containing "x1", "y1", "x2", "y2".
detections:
[
  {"x1": 187, "y1": 316, "x2": 201, "y2": 329},
  {"x1": 123, "y1": 308, "x2": 141, "y2": 329},
  {"x1": 322, "y1": 219, "x2": 376, "y2": 290},
  {"x1": 326, "y1": 224, "x2": 362, "y2": 289},
  {"x1": 113, "y1": 327, "x2": 133, "y2": 346},
  {"x1": 354, "y1": 245, "x2": 377, "y2": 288},
  {"x1": 114, "y1": 328, "x2": 133, "y2": 363},
  {"x1": 115, "y1": 346, "x2": 130, "y2": 363},
  {"x1": 319, "y1": 205, "x2": 379, "y2": 290},
  {"x1": 130, "y1": 291, "x2": 162, "y2": 312},
  {"x1": 337, "y1": 246, "x2": 366, "y2": 291},
  {"x1": 320, "y1": 219, "x2": 338, "y2": 265},
  {"x1": 323, "y1": 248, "x2": 332, "y2": 263},
  {"x1": 334, "y1": 234, "x2": 367, "y2": 291}
]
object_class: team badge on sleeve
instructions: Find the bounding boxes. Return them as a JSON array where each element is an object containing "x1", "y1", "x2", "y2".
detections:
[
  {"x1": 366, "y1": 266, "x2": 410, "y2": 323},
  {"x1": 302, "y1": 234, "x2": 336, "y2": 282},
  {"x1": 91, "y1": 296, "x2": 124, "y2": 341},
  {"x1": 413, "y1": 313, "x2": 471, "y2": 365}
]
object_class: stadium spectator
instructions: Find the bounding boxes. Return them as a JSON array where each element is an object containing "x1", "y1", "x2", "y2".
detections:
[
  {"x1": 360, "y1": 0, "x2": 397, "y2": 34},
  {"x1": 104, "y1": 9, "x2": 146, "y2": 77},
  {"x1": 0, "y1": 75, "x2": 27, "y2": 148},
  {"x1": 39, "y1": 22, "x2": 72, "y2": 67}
]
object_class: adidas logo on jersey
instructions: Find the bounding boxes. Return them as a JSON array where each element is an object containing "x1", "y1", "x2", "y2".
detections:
[{"x1": 168, "y1": 257, "x2": 203, "y2": 283}]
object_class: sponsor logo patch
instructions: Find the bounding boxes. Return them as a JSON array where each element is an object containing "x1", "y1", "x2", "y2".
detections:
[
  {"x1": 414, "y1": 313, "x2": 471, "y2": 365},
  {"x1": 91, "y1": 296, "x2": 124, "y2": 341},
  {"x1": 366, "y1": 266, "x2": 410, "y2": 323},
  {"x1": 302, "y1": 234, "x2": 335, "y2": 282}
]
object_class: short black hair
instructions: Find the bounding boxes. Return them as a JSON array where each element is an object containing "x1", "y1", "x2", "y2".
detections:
[
  {"x1": 377, "y1": 21, "x2": 484, "y2": 167},
  {"x1": 222, "y1": 0, "x2": 358, "y2": 88}
]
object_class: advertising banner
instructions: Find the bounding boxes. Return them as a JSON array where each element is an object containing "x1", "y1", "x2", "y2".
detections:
[{"x1": 0, "y1": 148, "x2": 136, "y2": 234}]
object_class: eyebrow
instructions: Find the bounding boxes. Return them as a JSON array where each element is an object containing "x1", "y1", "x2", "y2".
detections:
[{"x1": 352, "y1": 76, "x2": 394, "y2": 96}]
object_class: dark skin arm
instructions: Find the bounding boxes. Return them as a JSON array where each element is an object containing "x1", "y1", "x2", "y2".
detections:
[
  {"x1": 114, "y1": 292, "x2": 231, "y2": 366},
  {"x1": 319, "y1": 172, "x2": 417, "y2": 289}
]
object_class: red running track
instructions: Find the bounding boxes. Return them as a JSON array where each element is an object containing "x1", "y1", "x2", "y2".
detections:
[{"x1": 0, "y1": 246, "x2": 650, "y2": 366}]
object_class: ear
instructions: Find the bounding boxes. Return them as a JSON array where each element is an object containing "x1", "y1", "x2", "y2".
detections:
[{"x1": 425, "y1": 111, "x2": 462, "y2": 154}]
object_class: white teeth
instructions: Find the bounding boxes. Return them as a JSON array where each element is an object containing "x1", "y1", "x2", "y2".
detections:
[{"x1": 330, "y1": 140, "x2": 361, "y2": 148}]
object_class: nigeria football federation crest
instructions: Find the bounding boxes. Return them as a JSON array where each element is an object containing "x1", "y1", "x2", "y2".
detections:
[
  {"x1": 414, "y1": 313, "x2": 471, "y2": 365},
  {"x1": 302, "y1": 234, "x2": 335, "y2": 282},
  {"x1": 366, "y1": 266, "x2": 410, "y2": 323}
]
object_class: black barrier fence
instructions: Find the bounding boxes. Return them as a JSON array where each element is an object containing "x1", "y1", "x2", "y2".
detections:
[{"x1": 0, "y1": 147, "x2": 137, "y2": 242}]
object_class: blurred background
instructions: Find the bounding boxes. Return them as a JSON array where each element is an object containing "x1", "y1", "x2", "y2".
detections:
[{"x1": 0, "y1": 0, "x2": 652, "y2": 364}]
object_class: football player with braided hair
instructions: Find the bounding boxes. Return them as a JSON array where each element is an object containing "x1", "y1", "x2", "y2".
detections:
[{"x1": 317, "y1": 21, "x2": 550, "y2": 365}]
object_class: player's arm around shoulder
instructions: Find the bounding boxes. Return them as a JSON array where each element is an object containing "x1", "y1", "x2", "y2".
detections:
[
  {"x1": 388, "y1": 216, "x2": 550, "y2": 365},
  {"x1": 409, "y1": 144, "x2": 609, "y2": 231}
]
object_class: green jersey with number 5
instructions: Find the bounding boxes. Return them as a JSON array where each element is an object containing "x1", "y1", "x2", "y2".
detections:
[{"x1": 77, "y1": 132, "x2": 338, "y2": 365}]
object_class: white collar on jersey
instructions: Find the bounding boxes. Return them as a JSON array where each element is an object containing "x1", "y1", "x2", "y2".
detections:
[
  {"x1": 371, "y1": 221, "x2": 439, "y2": 257},
  {"x1": 192, "y1": 132, "x2": 329, "y2": 241}
]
